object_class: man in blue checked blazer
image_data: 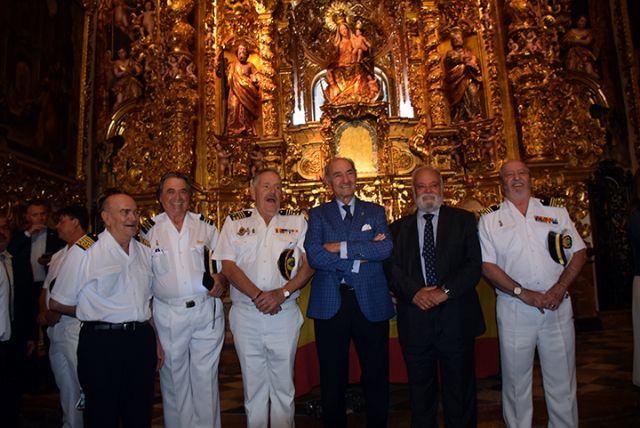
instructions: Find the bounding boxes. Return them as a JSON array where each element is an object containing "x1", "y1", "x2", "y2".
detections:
[{"x1": 305, "y1": 157, "x2": 394, "y2": 428}]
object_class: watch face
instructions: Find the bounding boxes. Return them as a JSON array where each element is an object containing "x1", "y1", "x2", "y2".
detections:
[{"x1": 514, "y1": 286, "x2": 522, "y2": 296}]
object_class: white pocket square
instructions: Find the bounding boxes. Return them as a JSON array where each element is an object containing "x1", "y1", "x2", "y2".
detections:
[{"x1": 361, "y1": 224, "x2": 372, "y2": 231}]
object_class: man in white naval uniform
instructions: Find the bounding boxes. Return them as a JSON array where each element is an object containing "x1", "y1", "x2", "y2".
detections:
[
  {"x1": 478, "y1": 160, "x2": 587, "y2": 428},
  {"x1": 0, "y1": 214, "x2": 15, "y2": 424},
  {"x1": 50, "y1": 191, "x2": 160, "y2": 428},
  {"x1": 37, "y1": 204, "x2": 90, "y2": 428},
  {"x1": 141, "y1": 172, "x2": 228, "y2": 428},
  {"x1": 214, "y1": 168, "x2": 314, "y2": 428}
]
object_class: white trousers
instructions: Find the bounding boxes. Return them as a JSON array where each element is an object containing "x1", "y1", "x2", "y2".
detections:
[
  {"x1": 230, "y1": 302, "x2": 303, "y2": 428},
  {"x1": 633, "y1": 276, "x2": 640, "y2": 386},
  {"x1": 153, "y1": 296, "x2": 225, "y2": 428},
  {"x1": 497, "y1": 294, "x2": 577, "y2": 428},
  {"x1": 48, "y1": 315, "x2": 83, "y2": 428}
]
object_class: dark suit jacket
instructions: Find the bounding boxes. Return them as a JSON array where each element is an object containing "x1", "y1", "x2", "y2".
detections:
[
  {"x1": 386, "y1": 206, "x2": 485, "y2": 340},
  {"x1": 7, "y1": 228, "x2": 64, "y2": 342},
  {"x1": 305, "y1": 198, "x2": 395, "y2": 322}
]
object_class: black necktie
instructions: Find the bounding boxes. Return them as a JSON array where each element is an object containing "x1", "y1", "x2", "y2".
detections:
[
  {"x1": 422, "y1": 213, "x2": 437, "y2": 286},
  {"x1": 342, "y1": 205, "x2": 353, "y2": 223}
]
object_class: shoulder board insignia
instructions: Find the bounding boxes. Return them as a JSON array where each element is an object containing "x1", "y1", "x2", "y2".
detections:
[
  {"x1": 135, "y1": 235, "x2": 151, "y2": 247},
  {"x1": 278, "y1": 208, "x2": 302, "y2": 216},
  {"x1": 229, "y1": 209, "x2": 253, "y2": 221},
  {"x1": 479, "y1": 205, "x2": 500, "y2": 216},
  {"x1": 140, "y1": 218, "x2": 155, "y2": 234},
  {"x1": 199, "y1": 214, "x2": 214, "y2": 226},
  {"x1": 540, "y1": 197, "x2": 565, "y2": 208},
  {"x1": 75, "y1": 233, "x2": 98, "y2": 251}
]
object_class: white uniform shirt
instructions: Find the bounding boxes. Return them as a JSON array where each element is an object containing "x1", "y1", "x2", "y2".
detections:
[
  {"x1": 478, "y1": 197, "x2": 586, "y2": 295},
  {"x1": 42, "y1": 245, "x2": 73, "y2": 310},
  {"x1": 0, "y1": 250, "x2": 12, "y2": 341},
  {"x1": 30, "y1": 229, "x2": 47, "y2": 282},
  {"x1": 51, "y1": 230, "x2": 153, "y2": 323},
  {"x1": 143, "y1": 212, "x2": 220, "y2": 300},
  {"x1": 213, "y1": 209, "x2": 307, "y2": 305}
]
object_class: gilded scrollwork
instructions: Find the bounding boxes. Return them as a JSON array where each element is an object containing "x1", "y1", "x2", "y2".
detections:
[{"x1": 77, "y1": 0, "x2": 613, "y2": 251}]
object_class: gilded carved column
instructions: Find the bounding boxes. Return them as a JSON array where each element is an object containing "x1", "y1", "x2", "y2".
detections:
[
  {"x1": 164, "y1": 0, "x2": 197, "y2": 172},
  {"x1": 421, "y1": 1, "x2": 447, "y2": 128},
  {"x1": 503, "y1": 0, "x2": 556, "y2": 160},
  {"x1": 255, "y1": 2, "x2": 278, "y2": 137}
]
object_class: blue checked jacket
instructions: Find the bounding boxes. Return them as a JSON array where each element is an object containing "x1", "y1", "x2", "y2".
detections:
[{"x1": 305, "y1": 198, "x2": 395, "y2": 322}]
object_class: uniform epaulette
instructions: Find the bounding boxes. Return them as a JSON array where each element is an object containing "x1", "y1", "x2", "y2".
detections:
[
  {"x1": 540, "y1": 197, "x2": 565, "y2": 208},
  {"x1": 229, "y1": 209, "x2": 253, "y2": 221},
  {"x1": 75, "y1": 233, "x2": 98, "y2": 251},
  {"x1": 278, "y1": 208, "x2": 302, "y2": 216},
  {"x1": 479, "y1": 205, "x2": 500, "y2": 216},
  {"x1": 199, "y1": 214, "x2": 214, "y2": 226},
  {"x1": 135, "y1": 235, "x2": 150, "y2": 247},
  {"x1": 140, "y1": 218, "x2": 155, "y2": 234}
]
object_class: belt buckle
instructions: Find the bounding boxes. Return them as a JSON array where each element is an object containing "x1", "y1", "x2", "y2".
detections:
[{"x1": 185, "y1": 300, "x2": 196, "y2": 308}]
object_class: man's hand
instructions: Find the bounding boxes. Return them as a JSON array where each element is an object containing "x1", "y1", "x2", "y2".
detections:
[
  {"x1": 543, "y1": 282, "x2": 568, "y2": 311},
  {"x1": 373, "y1": 233, "x2": 385, "y2": 241},
  {"x1": 323, "y1": 242, "x2": 340, "y2": 253},
  {"x1": 411, "y1": 287, "x2": 448, "y2": 311},
  {"x1": 38, "y1": 253, "x2": 52, "y2": 266},
  {"x1": 254, "y1": 289, "x2": 285, "y2": 315},
  {"x1": 207, "y1": 273, "x2": 229, "y2": 298},
  {"x1": 518, "y1": 288, "x2": 547, "y2": 313},
  {"x1": 37, "y1": 310, "x2": 61, "y2": 326},
  {"x1": 155, "y1": 339, "x2": 165, "y2": 371},
  {"x1": 27, "y1": 223, "x2": 46, "y2": 235},
  {"x1": 26, "y1": 340, "x2": 36, "y2": 356}
]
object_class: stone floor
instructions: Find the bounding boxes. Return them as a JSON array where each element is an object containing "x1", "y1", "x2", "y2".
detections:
[{"x1": 21, "y1": 310, "x2": 640, "y2": 427}]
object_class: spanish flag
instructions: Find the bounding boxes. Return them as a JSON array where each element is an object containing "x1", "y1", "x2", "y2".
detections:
[{"x1": 293, "y1": 278, "x2": 499, "y2": 396}]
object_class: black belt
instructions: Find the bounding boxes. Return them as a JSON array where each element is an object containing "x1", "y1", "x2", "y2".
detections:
[
  {"x1": 82, "y1": 321, "x2": 149, "y2": 331},
  {"x1": 340, "y1": 283, "x2": 355, "y2": 292}
]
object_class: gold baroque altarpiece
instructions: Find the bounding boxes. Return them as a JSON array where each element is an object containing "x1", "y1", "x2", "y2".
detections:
[
  {"x1": 6, "y1": 0, "x2": 638, "y2": 241},
  {"x1": 78, "y1": 0, "x2": 612, "y2": 232}
]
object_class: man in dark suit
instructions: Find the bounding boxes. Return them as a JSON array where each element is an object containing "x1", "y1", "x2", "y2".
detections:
[
  {"x1": 386, "y1": 166, "x2": 484, "y2": 428},
  {"x1": 8, "y1": 199, "x2": 64, "y2": 393},
  {"x1": 305, "y1": 157, "x2": 394, "y2": 428}
]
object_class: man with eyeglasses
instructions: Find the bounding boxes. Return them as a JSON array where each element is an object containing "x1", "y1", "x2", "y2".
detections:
[
  {"x1": 386, "y1": 165, "x2": 484, "y2": 427},
  {"x1": 478, "y1": 160, "x2": 587, "y2": 428},
  {"x1": 50, "y1": 191, "x2": 161, "y2": 428},
  {"x1": 141, "y1": 172, "x2": 228, "y2": 428}
]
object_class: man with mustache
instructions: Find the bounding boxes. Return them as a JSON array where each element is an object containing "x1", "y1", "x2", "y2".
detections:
[
  {"x1": 214, "y1": 168, "x2": 313, "y2": 428},
  {"x1": 478, "y1": 160, "x2": 586, "y2": 427},
  {"x1": 49, "y1": 191, "x2": 160, "y2": 428},
  {"x1": 141, "y1": 172, "x2": 228, "y2": 428},
  {"x1": 305, "y1": 157, "x2": 394, "y2": 428},
  {"x1": 386, "y1": 165, "x2": 484, "y2": 427}
]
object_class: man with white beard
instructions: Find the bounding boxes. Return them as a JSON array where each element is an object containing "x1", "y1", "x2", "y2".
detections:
[{"x1": 386, "y1": 165, "x2": 485, "y2": 427}]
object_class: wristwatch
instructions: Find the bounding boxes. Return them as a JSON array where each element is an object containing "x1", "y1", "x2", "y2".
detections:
[
  {"x1": 513, "y1": 285, "x2": 523, "y2": 296},
  {"x1": 282, "y1": 288, "x2": 291, "y2": 299},
  {"x1": 440, "y1": 285, "x2": 450, "y2": 295}
]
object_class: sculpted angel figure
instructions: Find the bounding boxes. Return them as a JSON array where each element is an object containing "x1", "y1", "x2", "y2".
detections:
[{"x1": 139, "y1": 1, "x2": 155, "y2": 38}]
